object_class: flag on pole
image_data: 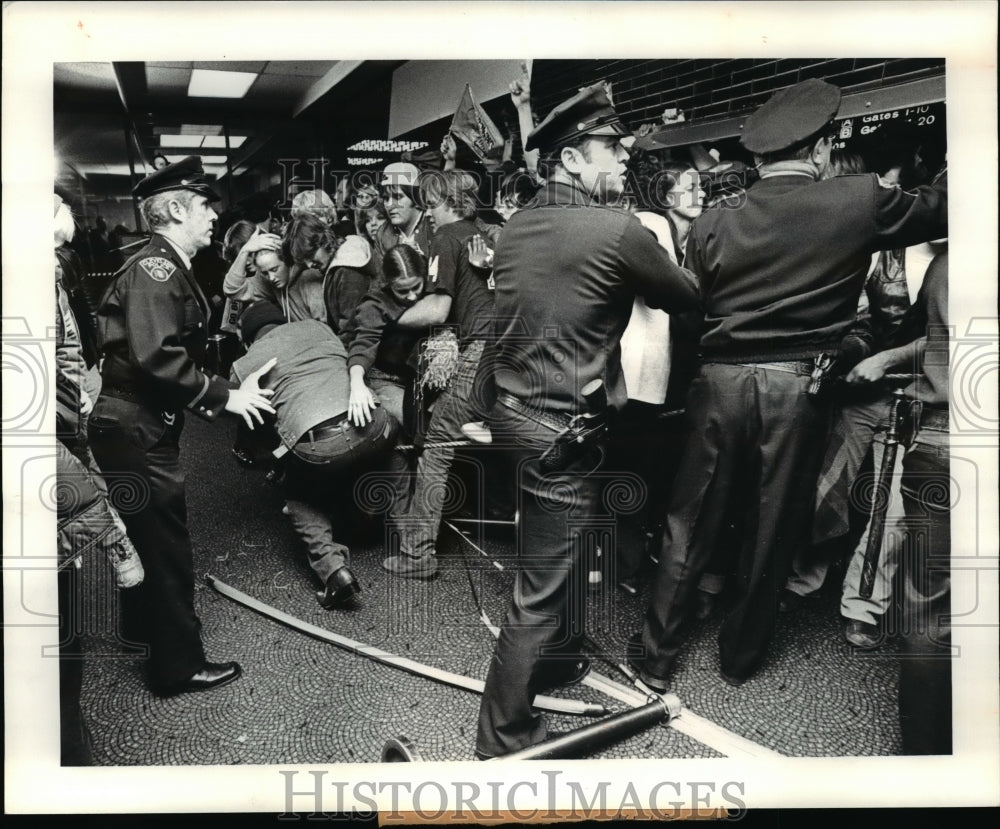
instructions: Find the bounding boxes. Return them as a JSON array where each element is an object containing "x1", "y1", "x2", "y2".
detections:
[{"x1": 449, "y1": 84, "x2": 505, "y2": 163}]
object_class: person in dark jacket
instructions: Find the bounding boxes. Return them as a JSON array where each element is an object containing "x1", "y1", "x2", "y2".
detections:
[
  {"x1": 628, "y1": 79, "x2": 948, "y2": 692},
  {"x1": 89, "y1": 157, "x2": 276, "y2": 697},
  {"x1": 474, "y1": 83, "x2": 701, "y2": 758}
]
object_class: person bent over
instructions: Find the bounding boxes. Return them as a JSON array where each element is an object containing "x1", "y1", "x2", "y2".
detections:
[{"x1": 233, "y1": 301, "x2": 399, "y2": 609}]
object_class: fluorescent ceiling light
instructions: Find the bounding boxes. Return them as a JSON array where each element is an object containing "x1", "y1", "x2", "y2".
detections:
[
  {"x1": 160, "y1": 134, "x2": 203, "y2": 148},
  {"x1": 188, "y1": 69, "x2": 257, "y2": 98},
  {"x1": 202, "y1": 135, "x2": 247, "y2": 149},
  {"x1": 180, "y1": 124, "x2": 223, "y2": 135},
  {"x1": 163, "y1": 155, "x2": 226, "y2": 165}
]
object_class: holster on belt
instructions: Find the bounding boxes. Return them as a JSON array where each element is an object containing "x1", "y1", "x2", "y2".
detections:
[{"x1": 539, "y1": 380, "x2": 609, "y2": 473}]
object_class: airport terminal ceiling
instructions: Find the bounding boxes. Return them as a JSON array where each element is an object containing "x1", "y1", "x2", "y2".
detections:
[{"x1": 54, "y1": 58, "x2": 946, "y2": 226}]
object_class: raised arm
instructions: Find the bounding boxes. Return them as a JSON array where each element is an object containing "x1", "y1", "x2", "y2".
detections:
[{"x1": 509, "y1": 62, "x2": 540, "y2": 181}]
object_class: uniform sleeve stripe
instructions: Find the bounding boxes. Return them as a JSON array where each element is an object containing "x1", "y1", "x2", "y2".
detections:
[{"x1": 187, "y1": 374, "x2": 211, "y2": 408}]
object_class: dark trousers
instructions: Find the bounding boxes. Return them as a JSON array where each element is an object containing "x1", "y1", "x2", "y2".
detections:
[
  {"x1": 475, "y1": 406, "x2": 601, "y2": 758},
  {"x1": 640, "y1": 363, "x2": 830, "y2": 681},
  {"x1": 58, "y1": 562, "x2": 92, "y2": 765},
  {"x1": 896, "y1": 428, "x2": 952, "y2": 754},
  {"x1": 604, "y1": 400, "x2": 685, "y2": 580},
  {"x1": 89, "y1": 395, "x2": 206, "y2": 686}
]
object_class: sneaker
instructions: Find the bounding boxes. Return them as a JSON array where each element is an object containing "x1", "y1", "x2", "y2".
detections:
[
  {"x1": 461, "y1": 421, "x2": 493, "y2": 444},
  {"x1": 382, "y1": 554, "x2": 439, "y2": 580},
  {"x1": 844, "y1": 620, "x2": 882, "y2": 650}
]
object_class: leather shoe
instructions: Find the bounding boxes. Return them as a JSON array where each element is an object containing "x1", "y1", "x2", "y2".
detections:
[
  {"x1": 778, "y1": 589, "x2": 811, "y2": 613},
  {"x1": 720, "y1": 670, "x2": 748, "y2": 687},
  {"x1": 317, "y1": 566, "x2": 361, "y2": 609},
  {"x1": 231, "y1": 446, "x2": 257, "y2": 467},
  {"x1": 382, "y1": 554, "x2": 438, "y2": 580},
  {"x1": 540, "y1": 657, "x2": 592, "y2": 689},
  {"x1": 155, "y1": 661, "x2": 242, "y2": 697},
  {"x1": 844, "y1": 619, "x2": 882, "y2": 650},
  {"x1": 625, "y1": 632, "x2": 668, "y2": 694}
]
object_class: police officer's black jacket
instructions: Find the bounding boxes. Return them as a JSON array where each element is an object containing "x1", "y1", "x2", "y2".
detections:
[
  {"x1": 686, "y1": 169, "x2": 948, "y2": 363},
  {"x1": 97, "y1": 232, "x2": 232, "y2": 419},
  {"x1": 491, "y1": 177, "x2": 701, "y2": 415}
]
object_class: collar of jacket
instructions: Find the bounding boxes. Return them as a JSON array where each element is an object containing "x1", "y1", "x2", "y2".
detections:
[
  {"x1": 757, "y1": 160, "x2": 821, "y2": 181},
  {"x1": 153, "y1": 232, "x2": 193, "y2": 270},
  {"x1": 534, "y1": 174, "x2": 600, "y2": 208}
]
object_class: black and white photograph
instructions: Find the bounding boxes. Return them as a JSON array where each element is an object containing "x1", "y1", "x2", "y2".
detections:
[{"x1": 3, "y1": 0, "x2": 998, "y2": 820}]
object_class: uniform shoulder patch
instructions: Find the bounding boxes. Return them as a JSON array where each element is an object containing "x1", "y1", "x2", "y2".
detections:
[{"x1": 138, "y1": 257, "x2": 177, "y2": 282}]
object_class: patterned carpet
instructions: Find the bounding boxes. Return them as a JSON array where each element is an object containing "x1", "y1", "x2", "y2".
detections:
[{"x1": 73, "y1": 415, "x2": 905, "y2": 766}]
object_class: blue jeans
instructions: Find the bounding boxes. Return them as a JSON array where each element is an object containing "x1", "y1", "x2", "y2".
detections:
[
  {"x1": 392, "y1": 340, "x2": 485, "y2": 559},
  {"x1": 475, "y1": 402, "x2": 601, "y2": 758}
]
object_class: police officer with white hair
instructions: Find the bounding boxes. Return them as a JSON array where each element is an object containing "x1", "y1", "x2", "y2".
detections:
[{"x1": 90, "y1": 157, "x2": 276, "y2": 696}]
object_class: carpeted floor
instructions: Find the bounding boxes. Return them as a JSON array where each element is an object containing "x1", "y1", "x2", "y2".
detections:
[{"x1": 73, "y1": 415, "x2": 905, "y2": 765}]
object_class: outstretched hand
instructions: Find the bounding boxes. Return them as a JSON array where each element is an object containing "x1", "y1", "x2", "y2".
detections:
[
  {"x1": 348, "y1": 381, "x2": 377, "y2": 427},
  {"x1": 440, "y1": 134, "x2": 458, "y2": 163},
  {"x1": 467, "y1": 234, "x2": 494, "y2": 270},
  {"x1": 226, "y1": 357, "x2": 277, "y2": 428},
  {"x1": 846, "y1": 354, "x2": 888, "y2": 385},
  {"x1": 509, "y1": 62, "x2": 531, "y2": 107}
]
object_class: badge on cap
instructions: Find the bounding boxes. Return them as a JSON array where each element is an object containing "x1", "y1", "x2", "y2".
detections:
[{"x1": 139, "y1": 257, "x2": 176, "y2": 282}]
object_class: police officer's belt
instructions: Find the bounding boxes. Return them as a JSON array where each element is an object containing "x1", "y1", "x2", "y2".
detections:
[
  {"x1": 298, "y1": 413, "x2": 351, "y2": 445},
  {"x1": 732, "y1": 359, "x2": 815, "y2": 376},
  {"x1": 918, "y1": 406, "x2": 949, "y2": 431},
  {"x1": 498, "y1": 394, "x2": 573, "y2": 433}
]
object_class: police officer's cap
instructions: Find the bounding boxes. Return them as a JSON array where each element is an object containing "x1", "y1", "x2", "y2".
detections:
[
  {"x1": 526, "y1": 83, "x2": 633, "y2": 153},
  {"x1": 133, "y1": 155, "x2": 220, "y2": 202},
  {"x1": 741, "y1": 79, "x2": 842, "y2": 155}
]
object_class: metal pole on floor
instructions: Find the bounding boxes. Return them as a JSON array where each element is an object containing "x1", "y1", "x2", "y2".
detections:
[{"x1": 205, "y1": 575, "x2": 606, "y2": 718}]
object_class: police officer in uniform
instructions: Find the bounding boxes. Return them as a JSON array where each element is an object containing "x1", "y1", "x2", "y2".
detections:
[
  {"x1": 629, "y1": 79, "x2": 948, "y2": 690},
  {"x1": 474, "y1": 84, "x2": 701, "y2": 758},
  {"x1": 90, "y1": 157, "x2": 276, "y2": 696}
]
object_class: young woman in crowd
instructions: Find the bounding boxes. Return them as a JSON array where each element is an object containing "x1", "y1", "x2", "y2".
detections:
[
  {"x1": 613, "y1": 158, "x2": 707, "y2": 592},
  {"x1": 345, "y1": 243, "x2": 429, "y2": 432}
]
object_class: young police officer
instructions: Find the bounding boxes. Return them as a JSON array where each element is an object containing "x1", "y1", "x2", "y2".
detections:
[
  {"x1": 630, "y1": 79, "x2": 948, "y2": 691},
  {"x1": 475, "y1": 84, "x2": 701, "y2": 758},
  {"x1": 90, "y1": 157, "x2": 275, "y2": 696}
]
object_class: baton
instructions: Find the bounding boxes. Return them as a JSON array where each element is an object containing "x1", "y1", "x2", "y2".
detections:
[{"x1": 859, "y1": 387, "x2": 907, "y2": 599}]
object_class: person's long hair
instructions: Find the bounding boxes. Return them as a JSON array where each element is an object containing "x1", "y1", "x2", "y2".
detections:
[{"x1": 381, "y1": 243, "x2": 428, "y2": 285}]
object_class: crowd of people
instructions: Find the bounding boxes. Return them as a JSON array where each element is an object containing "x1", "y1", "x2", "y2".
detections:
[{"x1": 54, "y1": 69, "x2": 950, "y2": 761}]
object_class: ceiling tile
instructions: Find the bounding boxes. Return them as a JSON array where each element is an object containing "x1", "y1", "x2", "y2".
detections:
[
  {"x1": 245, "y1": 73, "x2": 315, "y2": 101},
  {"x1": 263, "y1": 61, "x2": 339, "y2": 77},
  {"x1": 146, "y1": 67, "x2": 191, "y2": 94}
]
